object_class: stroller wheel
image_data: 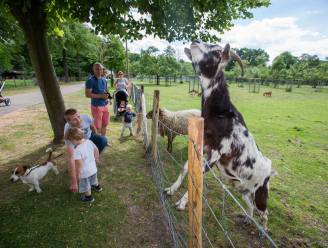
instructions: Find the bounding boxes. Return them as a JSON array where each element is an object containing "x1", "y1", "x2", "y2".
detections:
[{"x1": 5, "y1": 98, "x2": 11, "y2": 106}]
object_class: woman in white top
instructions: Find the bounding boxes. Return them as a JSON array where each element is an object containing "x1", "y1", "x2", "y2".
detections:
[{"x1": 114, "y1": 71, "x2": 129, "y2": 92}]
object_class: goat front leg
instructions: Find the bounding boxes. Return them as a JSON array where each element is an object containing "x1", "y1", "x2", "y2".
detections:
[
  {"x1": 175, "y1": 191, "x2": 188, "y2": 210},
  {"x1": 260, "y1": 210, "x2": 269, "y2": 232},
  {"x1": 167, "y1": 133, "x2": 175, "y2": 153},
  {"x1": 242, "y1": 193, "x2": 254, "y2": 224},
  {"x1": 164, "y1": 161, "x2": 188, "y2": 195},
  {"x1": 167, "y1": 136, "x2": 172, "y2": 153}
]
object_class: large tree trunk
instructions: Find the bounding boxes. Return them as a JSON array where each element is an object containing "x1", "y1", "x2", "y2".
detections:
[
  {"x1": 10, "y1": 1, "x2": 66, "y2": 144},
  {"x1": 63, "y1": 48, "x2": 69, "y2": 83}
]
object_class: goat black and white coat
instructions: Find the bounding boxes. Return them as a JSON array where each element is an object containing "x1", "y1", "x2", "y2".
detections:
[{"x1": 165, "y1": 40, "x2": 277, "y2": 230}]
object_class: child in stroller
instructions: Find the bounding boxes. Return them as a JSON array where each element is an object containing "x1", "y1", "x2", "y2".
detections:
[
  {"x1": 0, "y1": 80, "x2": 11, "y2": 106},
  {"x1": 117, "y1": 100, "x2": 126, "y2": 114},
  {"x1": 113, "y1": 89, "x2": 128, "y2": 119}
]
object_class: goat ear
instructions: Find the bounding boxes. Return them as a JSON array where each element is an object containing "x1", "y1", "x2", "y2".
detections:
[
  {"x1": 217, "y1": 44, "x2": 230, "y2": 72},
  {"x1": 184, "y1": 48, "x2": 192, "y2": 61},
  {"x1": 222, "y1": 44, "x2": 230, "y2": 63}
]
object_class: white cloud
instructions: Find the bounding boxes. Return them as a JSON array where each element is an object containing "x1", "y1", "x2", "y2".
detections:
[
  {"x1": 220, "y1": 17, "x2": 328, "y2": 62},
  {"x1": 128, "y1": 17, "x2": 328, "y2": 63}
]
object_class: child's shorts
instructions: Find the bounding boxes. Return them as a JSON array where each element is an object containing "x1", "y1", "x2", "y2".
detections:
[{"x1": 79, "y1": 173, "x2": 98, "y2": 193}]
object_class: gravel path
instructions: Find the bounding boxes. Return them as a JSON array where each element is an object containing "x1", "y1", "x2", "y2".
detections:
[{"x1": 0, "y1": 83, "x2": 84, "y2": 116}]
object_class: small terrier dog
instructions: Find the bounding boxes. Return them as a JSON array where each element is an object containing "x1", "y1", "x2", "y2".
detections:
[{"x1": 10, "y1": 148, "x2": 59, "y2": 193}]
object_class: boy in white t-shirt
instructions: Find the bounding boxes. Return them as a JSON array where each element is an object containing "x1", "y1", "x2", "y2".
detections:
[{"x1": 65, "y1": 127, "x2": 102, "y2": 202}]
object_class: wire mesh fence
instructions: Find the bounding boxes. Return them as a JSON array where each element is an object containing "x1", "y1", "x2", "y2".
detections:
[{"x1": 130, "y1": 83, "x2": 278, "y2": 248}]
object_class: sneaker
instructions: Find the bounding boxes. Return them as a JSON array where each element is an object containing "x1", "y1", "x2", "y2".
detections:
[
  {"x1": 91, "y1": 184, "x2": 103, "y2": 192},
  {"x1": 80, "y1": 194, "x2": 95, "y2": 203}
]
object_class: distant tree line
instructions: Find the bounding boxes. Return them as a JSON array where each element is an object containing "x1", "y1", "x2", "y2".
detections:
[
  {"x1": 128, "y1": 46, "x2": 194, "y2": 78},
  {"x1": 225, "y1": 48, "x2": 328, "y2": 82}
]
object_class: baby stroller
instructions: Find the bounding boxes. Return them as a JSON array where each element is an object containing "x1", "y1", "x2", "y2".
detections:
[
  {"x1": 113, "y1": 89, "x2": 129, "y2": 119},
  {"x1": 0, "y1": 80, "x2": 11, "y2": 106}
]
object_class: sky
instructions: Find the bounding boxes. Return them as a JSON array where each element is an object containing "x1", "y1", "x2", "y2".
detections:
[{"x1": 127, "y1": 0, "x2": 328, "y2": 63}]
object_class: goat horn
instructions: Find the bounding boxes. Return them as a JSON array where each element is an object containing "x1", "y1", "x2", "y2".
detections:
[{"x1": 230, "y1": 50, "x2": 244, "y2": 76}]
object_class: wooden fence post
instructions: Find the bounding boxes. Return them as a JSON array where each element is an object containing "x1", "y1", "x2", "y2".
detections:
[
  {"x1": 136, "y1": 85, "x2": 144, "y2": 134},
  {"x1": 151, "y1": 90, "x2": 160, "y2": 161},
  {"x1": 188, "y1": 117, "x2": 204, "y2": 248}
]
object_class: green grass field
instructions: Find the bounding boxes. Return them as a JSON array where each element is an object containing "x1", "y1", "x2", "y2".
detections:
[
  {"x1": 138, "y1": 82, "x2": 328, "y2": 247},
  {"x1": 0, "y1": 82, "x2": 327, "y2": 247}
]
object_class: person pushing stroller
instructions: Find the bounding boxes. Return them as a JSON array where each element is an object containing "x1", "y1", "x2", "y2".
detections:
[{"x1": 114, "y1": 71, "x2": 129, "y2": 119}]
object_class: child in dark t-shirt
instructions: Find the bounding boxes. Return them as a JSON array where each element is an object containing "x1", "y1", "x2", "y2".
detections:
[{"x1": 120, "y1": 104, "x2": 136, "y2": 138}]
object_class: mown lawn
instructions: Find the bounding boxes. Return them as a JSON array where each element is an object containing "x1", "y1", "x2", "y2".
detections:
[
  {"x1": 0, "y1": 90, "x2": 170, "y2": 247},
  {"x1": 138, "y1": 82, "x2": 328, "y2": 248},
  {"x1": 0, "y1": 81, "x2": 327, "y2": 247}
]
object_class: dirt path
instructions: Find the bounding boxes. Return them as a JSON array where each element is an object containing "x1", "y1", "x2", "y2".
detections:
[{"x1": 0, "y1": 83, "x2": 84, "y2": 116}]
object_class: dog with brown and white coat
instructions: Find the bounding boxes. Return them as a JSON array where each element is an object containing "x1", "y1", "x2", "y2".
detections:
[{"x1": 10, "y1": 148, "x2": 59, "y2": 193}]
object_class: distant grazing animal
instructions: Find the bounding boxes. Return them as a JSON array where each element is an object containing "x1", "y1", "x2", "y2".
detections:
[
  {"x1": 263, "y1": 91, "x2": 272, "y2": 97},
  {"x1": 10, "y1": 148, "x2": 60, "y2": 193},
  {"x1": 146, "y1": 108, "x2": 201, "y2": 153},
  {"x1": 189, "y1": 90, "x2": 201, "y2": 97},
  {"x1": 164, "y1": 40, "x2": 277, "y2": 230}
]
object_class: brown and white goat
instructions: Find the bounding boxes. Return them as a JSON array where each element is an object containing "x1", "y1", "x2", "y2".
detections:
[
  {"x1": 164, "y1": 40, "x2": 277, "y2": 230},
  {"x1": 146, "y1": 108, "x2": 201, "y2": 153}
]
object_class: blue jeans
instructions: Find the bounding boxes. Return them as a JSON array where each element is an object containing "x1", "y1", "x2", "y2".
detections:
[{"x1": 89, "y1": 132, "x2": 107, "y2": 153}]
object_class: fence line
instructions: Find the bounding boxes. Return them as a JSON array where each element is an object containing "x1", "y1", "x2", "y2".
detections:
[
  {"x1": 135, "y1": 74, "x2": 328, "y2": 88},
  {"x1": 131, "y1": 83, "x2": 278, "y2": 247}
]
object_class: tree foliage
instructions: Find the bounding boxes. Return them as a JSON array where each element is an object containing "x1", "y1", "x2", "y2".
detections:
[
  {"x1": 50, "y1": 0, "x2": 269, "y2": 42},
  {"x1": 0, "y1": 0, "x2": 270, "y2": 141},
  {"x1": 0, "y1": 8, "x2": 31, "y2": 72}
]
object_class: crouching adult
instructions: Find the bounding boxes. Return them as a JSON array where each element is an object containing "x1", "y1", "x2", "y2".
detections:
[{"x1": 64, "y1": 108, "x2": 107, "y2": 192}]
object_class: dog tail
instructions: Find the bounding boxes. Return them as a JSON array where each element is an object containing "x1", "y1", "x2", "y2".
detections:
[{"x1": 46, "y1": 147, "x2": 53, "y2": 162}]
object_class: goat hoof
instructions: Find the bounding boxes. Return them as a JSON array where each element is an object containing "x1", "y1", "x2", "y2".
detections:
[
  {"x1": 164, "y1": 187, "x2": 174, "y2": 196},
  {"x1": 175, "y1": 203, "x2": 186, "y2": 211},
  {"x1": 175, "y1": 200, "x2": 187, "y2": 211}
]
